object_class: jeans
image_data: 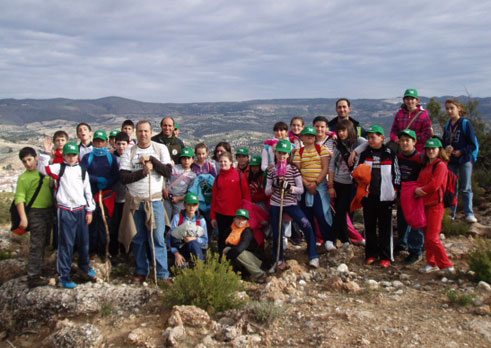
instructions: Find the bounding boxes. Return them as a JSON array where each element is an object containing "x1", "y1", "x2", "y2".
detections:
[
  {"x1": 396, "y1": 205, "x2": 424, "y2": 255},
  {"x1": 449, "y1": 161, "x2": 474, "y2": 217},
  {"x1": 132, "y1": 200, "x2": 169, "y2": 279},
  {"x1": 170, "y1": 236, "x2": 205, "y2": 264},
  {"x1": 300, "y1": 191, "x2": 332, "y2": 243}
]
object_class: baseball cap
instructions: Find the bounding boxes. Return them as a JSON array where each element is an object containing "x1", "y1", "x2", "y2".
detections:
[
  {"x1": 236, "y1": 147, "x2": 249, "y2": 156},
  {"x1": 250, "y1": 155, "x2": 261, "y2": 166},
  {"x1": 301, "y1": 125, "x2": 317, "y2": 136},
  {"x1": 366, "y1": 125, "x2": 385, "y2": 136},
  {"x1": 398, "y1": 129, "x2": 417, "y2": 140},
  {"x1": 109, "y1": 129, "x2": 121, "y2": 137},
  {"x1": 424, "y1": 138, "x2": 443, "y2": 148},
  {"x1": 404, "y1": 89, "x2": 419, "y2": 99},
  {"x1": 93, "y1": 130, "x2": 108, "y2": 141},
  {"x1": 276, "y1": 139, "x2": 292, "y2": 154},
  {"x1": 235, "y1": 209, "x2": 250, "y2": 220},
  {"x1": 184, "y1": 192, "x2": 199, "y2": 204},
  {"x1": 63, "y1": 142, "x2": 80, "y2": 155},
  {"x1": 180, "y1": 147, "x2": 195, "y2": 158}
]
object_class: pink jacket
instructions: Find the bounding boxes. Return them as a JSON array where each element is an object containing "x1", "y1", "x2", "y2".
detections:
[{"x1": 401, "y1": 181, "x2": 426, "y2": 229}]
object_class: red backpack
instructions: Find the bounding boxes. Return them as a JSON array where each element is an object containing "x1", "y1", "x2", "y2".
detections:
[
  {"x1": 298, "y1": 144, "x2": 322, "y2": 158},
  {"x1": 432, "y1": 161, "x2": 458, "y2": 208}
]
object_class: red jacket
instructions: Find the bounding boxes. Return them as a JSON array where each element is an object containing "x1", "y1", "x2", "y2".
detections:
[
  {"x1": 211, "y1": 167, "x2": 251, "y2": 219},
  {"x1": 417, "y1": 159, "x2": 448, "y2": 207}
]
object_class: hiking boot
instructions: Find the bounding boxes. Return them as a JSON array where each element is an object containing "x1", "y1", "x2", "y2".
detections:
[
  {"x1": 419, "y1": 264, "x2": 439, "y2": 274},
  {"x1": 325, "y1": 240, "x2": 336, "y2": 251},
  {"x1": 365, "y1": 257, "x2": 376, "y2": 265},
  {"x1": 404, "y1": 253, "x2": 422, "y2": 266},
  {"x1": 380, "y1": 260, "x2": 391, "y2": 268},
  {"x1": 309, "y1": 257, "x2": 320, "y2": 268},
  {"x1": 27, "y1": 277, "x2": 49, "y2": 289},
  {"x1": 61, "y1": 280, "x2": 77, "y2": 289},
  {"x1": 133, "y1": 274, "x2": 146, "y2": 284}
]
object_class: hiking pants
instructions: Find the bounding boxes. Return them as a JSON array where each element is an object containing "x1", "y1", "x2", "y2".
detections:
[
  {"x1": 362, "y1": 196, "x2": 394, "y2": 261},
  {"x1": 424, "y1": 203, "x2": 453, "y2": 269},
  {"x1": 27, "y1": 207, "x2": 53, "y2": 279}
]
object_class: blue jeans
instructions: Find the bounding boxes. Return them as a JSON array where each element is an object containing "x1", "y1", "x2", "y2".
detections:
[
  {"x1": 170, "y1": 236, "x2": 205, "y2": 265},
  {"x1": 132, "y1": 201, "x2": 169, "y2": 279},
  {"x1": 271, "y1": 205, "x2": 317, "y2": 262},
  {"x1": 449, "y1": 161, "x2": 474, "y2": 217},
  {"x1": 300, "y1": 191, "x2": 332, "y2": 242},
  {"x1": 396, "y1": 205, "x2": 424, "y2": 255}
]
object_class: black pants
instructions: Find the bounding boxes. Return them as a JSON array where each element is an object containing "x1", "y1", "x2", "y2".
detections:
[
  {"x1": 89, "y1": 204, "x2": 111, "y2": 258},
  {"x1": 109, "y1": 202, "x2": 125, "y2": 256},
  {"x1": 362, "y1": 195, "x2": 394, "y2": 261},
  {"x1": 332, "y1": 182, "x2": 353, "y2": 243},
  {"x1": 216, "y1": 213, "x2": 235, "y2": 256}
]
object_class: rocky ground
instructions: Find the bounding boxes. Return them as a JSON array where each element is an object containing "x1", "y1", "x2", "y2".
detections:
[{"x1": 0, "y1": 206, "x2": 490, "y2": 348}]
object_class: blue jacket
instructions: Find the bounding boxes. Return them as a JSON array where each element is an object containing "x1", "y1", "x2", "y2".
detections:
[
  {"x1": 189, "y1": 174, "x2": 215, "y2": 213},
  {"x1": 443, "y1": 118, "x2": 478, "y2": 165},
  {"x1": 80, "y1": 149, "x2": 119, "y2": 195}
]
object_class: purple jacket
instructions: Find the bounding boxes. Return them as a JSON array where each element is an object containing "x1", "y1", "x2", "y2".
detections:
[{"x1": 390, "y1": 105, "x2": 432, "y2": 152}]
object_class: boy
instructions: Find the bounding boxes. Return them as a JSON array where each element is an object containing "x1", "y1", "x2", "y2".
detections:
[
  {"x1": 163, "y1": 147, "x2": 197, "y2": 220},
  {"x1": 224, "y1": 209, "x2": 267, "y2": 283},
  {"x1": 395, "y1": 129, "x2": 424, "y2": 265},
  {"x1": 355, "y1": 125, "x2": 400, "y2": 268},
  {"x1": 50, "y1": 130, "x2": 69, "y2": 164},
  {"x1": 77, "y1": 122, "x2": 93, "y2": 159},
  {"x1": 167, "y1": 192, "x2": 208, "y2": 267},
  {"x1": 80, "y1": 130, "x2": 119, "y2": 260},
  {"x1": 38, "y1": 142, "x2": 96, "y2": 288},
  {"x1": 109, "y1": 129, "x2": 120, "y2": 150},
  {"x1": 121, "y1": 119, "x2": 136, "y2": 145},
  {"x1": 235, "y1": 147, "x2": 250, "y2": 177},
  {"x1": 174, "y1": 123, "x2": 181, "y2": 138},
  {"x1": 15, "y1": 147, "x2": 54, "y2": 288},
  {"x1": 109, "y1": 131, "x2": 129, "y2": 257}
]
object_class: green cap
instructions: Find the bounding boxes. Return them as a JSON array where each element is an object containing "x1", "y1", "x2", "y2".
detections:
[
  {"x1": 424, "y1": 138, "x2": 443, "y2": 148},
  {"x1": 276, "y1": 139, "x2": 292, "y2": 154},
  {"x1": 404, "y1": 89, "x2": 418, "y2": 99},
  {"x1": 63, "y1": 142, "x2": 80, "y2": 155},
  {"x1": 236, "y1": 147, "x2": 249, "y2": 156},
  {"x1": 109, "y1": 129, "x2": 120, "y2": 137},
  {"x1": 180, "y1": 147, "x2": 195, "y2": 158},
  {"x1": 250, "y1": 155, "x2": 261, "y2": 166},
  {"x1": 93, "y1": 130, "x2": 108, "y2": 141},
  {"x1": 184, "y1": 192, "x2": 199, "y2": 204},
  {"x1": 301, "y1": 125, "x2": 317, "y2": 136},
  {"x1": 366, "y1": 125, "x2": 385, "y2": 136},
  {"x1": 398, "y1": 129, "x2": 417, "y2": 140},
  {"x1": 174, "y1": 123, "x2": 180, "y2": 130},
  {"x1": 235, "y1": 209, "x2": 249, "y2": 219}
]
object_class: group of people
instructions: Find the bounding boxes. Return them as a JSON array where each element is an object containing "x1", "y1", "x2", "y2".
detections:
[{"x1": 13, "y1": 89, "x2": 479, "y2": 288}]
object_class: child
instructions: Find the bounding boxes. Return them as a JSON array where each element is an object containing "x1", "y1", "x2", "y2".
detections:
[
  {"x1": 289, "y1": 116, "x2": 305, "y2": 151},
  {"x1": 81, "y1": 130, "x2": 119, "y2": 260},
  {"x1": 261, "y1": 121, "x2": 289, "y2": 172},
  {"x1": 211, "y1": 142, "x2": 231, "y2": 174},
  {"x1": 235, "y1": 147, "x2": 250, "y2": 177},
  {"x1": 293, "y1": 126, "x2": 333, "y2": 251},
  {"x1": 49, "y1": 130, "x2": 69, "y2": 164},
  {"x1": 224, "y1": 209, "x2": 267, "y2": 283},
  {"x1": 355, "y1": 125, "x2": 400, "y2": 268},
  {"x1": 192, "y1": 142, "x2": 217, "y2": 177},
  {"x1": 442, "y1": 98, "x2": 479, "y2": 223},
  {"x1": 38, "y1": 142, "x2": 96, "y2": 288},
  {"x1": 14, "y1": 147, "x2": 54, "y2": 288},
  {"x1": 211, "y1": 152, "x2": 251, "y2": 254},
  {"x1": 394, "y1": 129, "x2": 425, "y2": 265},
  {"x1": 164, "y1": 147, "x2": 197, "y2": 220},
  {"x1": 390, "y1": 88, "x2": 433, "y2": 152},
  {"x1": 265, "y1": 139, "x2": 319, "y2": 269},
  {"x1": 121, "y1": 119, "x2": 136, "y2": 145},
  {"x1": 109, "y1": 129, "x2": 120, "y2": 150},
  {"x1": 167, "y1": 192, "x2": 208, "y2": 267},
  {"x1": 248, "y1": 155, "x2": 269, "y2": 211},
  {"x1": 314, "y1": 116, "x2": 335, "y2": 152},
  {"x1": 109, "y1": 131, "x2": 129, "y2": 257},
  {"x1": 174, "y1": 123, "x2": 181, "y2": 138},
  {"x1": 415, "y1": 138, "x2": 454, "y2": 274},
  {"x1": 328, "y1": 120, "x2": 367, "y2": 248},
  {"x1": 77, "y1": 122, "x2": 93, "y2": 160}
]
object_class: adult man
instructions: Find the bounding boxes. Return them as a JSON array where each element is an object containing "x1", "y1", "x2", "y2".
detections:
[
  {"x1": 328, "y1": 98, "x2": 365, "y2": 137},
  {"x1": 152, "y1": 116, "x2": 185, "y2": 164},
  {"x1": 119, "y1": 120, "x2": 172, "y2": 283}
]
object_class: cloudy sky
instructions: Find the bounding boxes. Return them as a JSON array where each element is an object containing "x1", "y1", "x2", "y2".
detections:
[{"x1": 1, "y1": 0, "x2": 490, "y2": 103}]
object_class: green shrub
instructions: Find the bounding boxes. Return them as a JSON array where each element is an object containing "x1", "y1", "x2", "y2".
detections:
[
  {"x1": 446, "y1": 288, "x2": 476, "y2": 306},
  {"x1": 0, "y1": 192, "x2": 14, "y2": 225},
  {"x1": 161, "y1": 251, "x2": 245, "y2": 314},
  {"x1": 248, "y1": 301, "x2": 284, "y2": 326},
  {"x1": 469, "y1": 238, "x2": 491, "y2": 283},
  {"x1": 474, "y1": 170, "x2": 491, "y2": 192},
  {"x1": 441, "y1": 213, "x2": 470, "y2": 236},
  {"x1": 100, "y1": 302, "x2": 113, "y2": 317},
  {"x1": 0, "y1": 250, "x2": 13, "y2": 261}
]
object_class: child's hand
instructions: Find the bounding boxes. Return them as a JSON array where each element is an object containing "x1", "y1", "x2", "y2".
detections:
[
  {"x1": 348, "y1": 151, "x2": 357, "y2": 167},
  {"x1": 43, "y1": 137, "x2": 53, "y2": 154},
  {"x1": 211, "y1": 219, "x2": 217, "y2": 229},
  {"x1": 162, "y1": 188, "x2": 170, "y2": 200},
  {"x1": 86, "y1": 213, "x2": 93, "y2": 225},
  {"x1": 174, "y1": 252, "x2": 186, "y2": 267},
  {"x1": 19, "y1": 217, "x2": 28, "y2": 230},
  {"x1": 328, "y1": 187, "x2": 336, "y2": 199}
]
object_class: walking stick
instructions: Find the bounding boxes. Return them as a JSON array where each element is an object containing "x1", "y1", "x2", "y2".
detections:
[
  {"x1": 148, "y1": 169, "x2": 158, "y2": 285},
  {"x1": 98, "y1": 190, "x2": 111, "y2": 261},
  {"x1": 269, "y1": 180, "x2": 287, "y2": 273}
]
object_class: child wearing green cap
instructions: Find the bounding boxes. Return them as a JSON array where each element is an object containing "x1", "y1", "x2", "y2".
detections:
[
  {"x1": 235, "y1": 147, "x2": 250, "y2": 177},
  {"x1": 164, "y1": 147, "x2": 197, "y2": 219},
  {"x1": 248, "y1": 155, "x2": 268, "y2": 211}
]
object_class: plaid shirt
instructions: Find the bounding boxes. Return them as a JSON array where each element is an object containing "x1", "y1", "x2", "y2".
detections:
[{"x1": 390, "y1": 105, "x2": 433, "y2": 152}]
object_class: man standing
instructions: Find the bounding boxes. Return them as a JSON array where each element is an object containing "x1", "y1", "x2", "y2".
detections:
[
  {"x1": 328, "y1": 98, "x2": 365, "y2": 137},
  {"x1": 119, "y1": 120, "x2": 172, "y2": 283},
  {"x1": 152, "y1": 116, "x2": 185, "y2": 164}
]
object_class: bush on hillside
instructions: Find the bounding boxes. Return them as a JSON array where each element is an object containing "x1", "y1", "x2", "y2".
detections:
[{"x1": 469, "y1": 238, "x2": 491, "y2": 283}]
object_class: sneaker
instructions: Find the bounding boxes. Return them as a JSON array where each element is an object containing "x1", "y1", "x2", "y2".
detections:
[
  {"x1": 465, "y1": 215, "x2": 478, "y2": 223},
  {"x1": 380, "y1": 260, "x2": 391, "y2": 268},
  {"x1": 404, "y1": 253, "x2": 422, "y2": 266},
  {"x1": 325, "y1": 240, "x2": 336, "y2": 251},
  {"x1": 282, "y1": 237, "x2": 288, "y2": 250},
  {"x1": 438, "y1": 266, "x2": 456, "y2": 275},
  {"x1": 87, "y1": 267, "x2": 96, "y2": 278},
  {"x1": 419, "y1": 264, "x2": 439, "y2": 274},
  {"x1": 365, "y1": 257, "x2": 376, "y2": 265},
  {"x1": 61, "y1": 280, "x2": 77, "y2": 289},
  {"x1": 309, "y1": 257, "x2": 319, "y2": 268}
]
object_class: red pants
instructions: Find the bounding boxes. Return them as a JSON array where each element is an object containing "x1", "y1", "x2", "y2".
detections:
[{"x1": 423, "y1": 204, "x2": 453, "y2": 269}]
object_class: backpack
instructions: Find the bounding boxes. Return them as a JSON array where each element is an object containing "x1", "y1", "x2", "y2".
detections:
[
  {"x1": 58, "y1": 163, "x2": 87, "y2": 184},
  {"x1": 432, "y1": 161, "x2": 458, "y2": 208},
  {"x1": 298, "y1": 144, "x2": 322, "y2": 158},
  {"x1": 86, "y1": 151, "x2": 113, "y2": 168},
  {"x1": 445, "y1": 118, "x2": 479, "y2": 163}
]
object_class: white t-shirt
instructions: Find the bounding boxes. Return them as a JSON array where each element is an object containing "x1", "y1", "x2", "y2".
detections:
[{"x1": 119, "y1": 142, "x2": 171, "y2": 199}]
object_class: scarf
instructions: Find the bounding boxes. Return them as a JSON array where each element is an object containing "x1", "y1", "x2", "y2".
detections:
[
  {"x1": 92, "y1": 147, "x2": 108, "y2": 157},
  {"x1": 288, "y1": 130, "x2": 300, "y2": 144},
  {"x1": 226, "y1": 222, "x2": 250, "y2": 246},
  {"x1": 275, "y1": 161, "x2": 287, "y2": 178}
]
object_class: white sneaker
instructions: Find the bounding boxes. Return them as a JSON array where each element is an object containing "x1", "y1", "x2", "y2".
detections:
[
  {"x1": 419, "y1": 264, "x2": 440, "y2": 274},
  {"x1": 325, "y1": 241, "x2": 336, "y2": 251},
  {"x1": 438, "y1": 266, "x2": 456, "y2": 275},
  {"x1": 309, "y1": 257, "x2": 319, "y2": 268},
  {"x1": 465, "y1": 215, "x2": 477, "y2": 223},
  {"x1": 282, "y1": 237, "x2": 288, "y2": 250}
]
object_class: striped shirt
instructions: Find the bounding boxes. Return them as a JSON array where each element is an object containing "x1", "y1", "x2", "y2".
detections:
[
  {"x1": 265, "y1": 165, "x2": 304, "y2": 207},
  {"x1": 293, "y1": 145, "x2": 331, "y2": 182}
]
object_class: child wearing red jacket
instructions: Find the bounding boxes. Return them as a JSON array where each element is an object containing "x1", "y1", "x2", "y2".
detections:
[{"x1": 415, "y1": 138, "x2": 454, "y2": 274}]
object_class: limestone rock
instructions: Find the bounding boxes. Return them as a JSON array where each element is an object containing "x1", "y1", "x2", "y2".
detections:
[
  {"x1": 0, "y1": 259, "x2": 26, "y2": 284},
  {"x1": 326, "y1": 246, "x2": 354, "y2": 266},
  {"x1": 477, "y1": 281, "x2": 491, "y2": 292},
  {"x1": 365, "y1": 279, "x2": 379, "y2": 290},
  {"x1": 261, "y1": 276, "x2": 288, "y2": 302},
  {"x1": 162, "y1": 325, "x2": 186, "y2": 347},
  {"x1": 285, "y1": 259, "x2": 308, "y2": 275},
  {"x1": 168, "y1": 305, "x2": 214, "y2": 329},
  {"x1": 323, "y1": 275, "x2": 344, "y2": 292},
  {"x1": 343, "y1": 281, "x2": 361, "y2": 293},
  {"x1": 43, "y1": 320, "x2": 103, "y2": 348},
  {"x1": 336, "y1": 263, "x2": 349, "y2": 273}
]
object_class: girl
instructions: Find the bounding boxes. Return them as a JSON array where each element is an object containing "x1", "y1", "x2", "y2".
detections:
[
  {"x1": 328, "y1": 120, "x2": 367, "y2": 247},
  {"x1": 289, "y1": 116, "x2": 305, "y2": 152},
  {"x1": 415, "y1": 138, "x2": 454, "y2": 274},
  {"x1": 261, "y1": 121, "x2": 289, "y2": 172},
  {"x1": 248, "y1": 155, "x2": 269, "y2": 211},
  {"x1": 192, "y1": 142, "x2": 217, "y2": 177},
  {"x1": 442, "y1": 98, "x2": 479, "y2": 223},
  {"x1": 211, "y1": 142, "x2": 231, "y2": 174},
  {"x1": 210, "y1": 152, "x2": 251, "y2": 254},
  {"x1": 265, "y1": 139, "x2": 319, "y2": 270}
]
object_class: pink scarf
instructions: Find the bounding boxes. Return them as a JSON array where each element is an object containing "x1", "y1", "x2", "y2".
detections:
[{"x1": 275, "y1": 160, "x2": 288, "y2": 177}]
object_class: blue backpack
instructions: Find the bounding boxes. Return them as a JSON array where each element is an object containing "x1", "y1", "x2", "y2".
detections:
[{"x1": 445, "y1": 118, "x2": 479, "y2": 163}]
